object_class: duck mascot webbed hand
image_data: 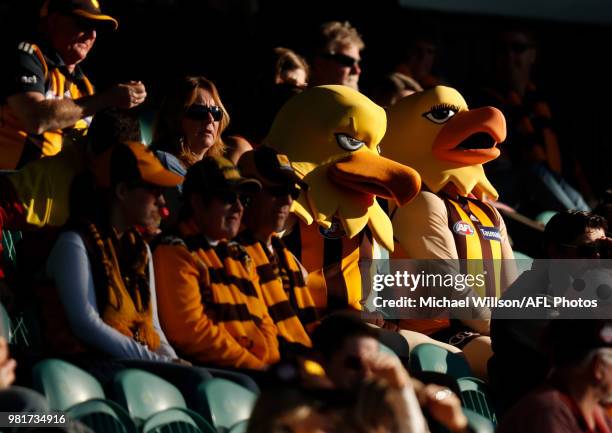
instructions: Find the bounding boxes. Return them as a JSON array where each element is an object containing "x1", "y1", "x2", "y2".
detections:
[{"x1": 265, "y1": 85, "x2": 421, "y2": 314}]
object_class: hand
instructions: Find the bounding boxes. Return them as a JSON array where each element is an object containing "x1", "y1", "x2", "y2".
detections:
[
  {"x1": 104, "y1": 81, "x2": 147, "y2": 109},
  {"x1": 366, "y1": 352, "x2": 409, "y2": 389},
  {"x1": 0, "y1": 337, "x2": 16, "y2": 389},
  {"x1": 418, "y1": 384, "x2": 468, "y2": 433},
  {"x1": 172, "y1": 358, "x2": 192, "y2": 366}
]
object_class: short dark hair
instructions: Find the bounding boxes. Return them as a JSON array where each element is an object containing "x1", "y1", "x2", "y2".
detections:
[
  {"x1": 544, "y1": 210, "x2": 607, "y2": 246},
  {"x1": 312, "y1": 312, "x2": 380, "y2": 360},
  {"x1": 88, "y1": 109, "x2": 142, "y2": 155}
]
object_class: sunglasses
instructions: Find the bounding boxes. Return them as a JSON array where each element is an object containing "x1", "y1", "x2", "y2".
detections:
[
  {"x1": 323, "y1": 52, "x2": 360, "y2": 69},
  {"x1": 215, "y1": 190, "x2": 251, "y2": 207},
  {"x1": 184, "y1": 104, "x2": 223, "y2": 122},
  {"x1": 266, "y1": 185, "x2": 301, "y2": 200}
]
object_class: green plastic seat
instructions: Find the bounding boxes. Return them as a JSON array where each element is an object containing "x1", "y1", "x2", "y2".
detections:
[
  {"x1": 113, "y1": 369, "x2": 215, "y2": 433},
  {"x1": 198, "y1": 378, "x2": 257, "y2": 433},
  {"x1": 463, "y1": 408, "x2": 494, "y2": 433},
  {"x1": 535, "y1": 210, "x2": 557, "y2": 226},
  {"x1": 409, "y1": 343, "x2": 472, "y2": 380},
  {"x1": 512, "y1": 251, "x2": 534, "y2": 275},
  {"x1": 32, "y1": 359, "x2": 106, "y2": 410},
  {"x1": 227, "y1": 420, "x2": 248, "y2": 433},
  {"x1": 0, "y1": 303, "x2": 11, "y2": 342},
  {"x1": 142, "y1": 408, "x2": 216, "y2": 433},
  {"x1": 457, "y1": 377, "x2": 497, "y2": 425},
  {"x1": 32, "y1": 359, "x2": 136, "y2": 433}
]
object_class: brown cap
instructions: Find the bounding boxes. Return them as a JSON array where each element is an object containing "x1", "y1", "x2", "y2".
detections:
[
  {"x1": 183, "y1": 155, "x2": 261, "y2": 198},
  {"x1": 92, "y1": 141, "x2": 184, "y2": 188},
  {"x1": 237, "y1": 146, "x2": 308, "y2": 190},
  {"x1": 40, "y1": 0, "x2": 119, "y2": 31}
]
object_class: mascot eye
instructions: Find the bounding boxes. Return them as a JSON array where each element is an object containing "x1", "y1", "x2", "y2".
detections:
[
  {"x1": 422, "y1": 104, "x2": 459, "y2": 124},
  {"x1": 335, "y1": 133, "x2": 365, "y2": 151}
]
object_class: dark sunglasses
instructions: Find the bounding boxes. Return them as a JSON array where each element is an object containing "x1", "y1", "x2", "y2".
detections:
[
  {"x1": 71, "y1": 16, "x2": 99, "y2": 33},
  {"x1": 184, "y1": 104, "x2": 223, "y2": 122},
  {"x1": 323, "y1": 52, "x2": 360, "y2": 69},
  {"x1": 215, "y1": 190, "x2": 251, "y2": 207},
  {"x1": 561, "y1": 240, "x2": 607, "y2": 258},
  {"x1": 266, "y1": 185, "x2": 301, "y2": 200}
]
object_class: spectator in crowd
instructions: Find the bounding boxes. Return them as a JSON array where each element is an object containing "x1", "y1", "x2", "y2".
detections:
[
  {"x1": 312, "y1": 313, "x2": 470, "y2": 433},
  {"x1": 0, "y1": 0, "x2": 147, "y2": 170},
  {"x1": 151, "y1": 76, "x2": 230, "y2": 222},
  {"x1": 497, "y1": 319, "x2": 612, "y2": 433},
  {"x1": 393, "y1": 34, "x2": 445, "y2": 89},
  {"x1": 224, "y1": 135, "x2": 253, "y2": 165},
  {"x1": 271, "y1": 47, "x2": 309, "y2": 88},
  {"x1": 44, "y1": 142, "x2": 183, "y2": 363},
  {"x1": 236, "y1": 147, "x2": 316, "y2": 353},
  {"x1": 308, "y1": 21, "x2": 364, "y2": 91},
  {"x1": 491, "y1": 210, "x2": 611, "y2": 414},
  {"x1": 473, "y1": 29, "x2": 592, "y2": 214},
  {"x1": 368, "y1": 72, "x2": 423, "y2": 107},
  {"x1": 153, "y1": 156, "x2": 281, "y2": 370}
]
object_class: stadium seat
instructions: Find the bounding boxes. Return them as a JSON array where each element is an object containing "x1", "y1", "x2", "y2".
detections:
[
  {"x1": 535, "y1": 210, "x2": 557, "y2": 226},
  {"x1": 457, "y1": 377, "x2": 497, "y2": 425},
  {"x1": 113, "y1": 369, "x2": 215, "y2": 433},
  {"x1": 203, "y1": 368, "x2": 260, "y2": 395},
  {"x1": 32, "y1": 359, "x2": 136, "y2": 433},
  {"x1": 227, "y1": 420, "x2": 248, "y2": 433},
  {"x1": 197, "y1": 378, "x2": 257, "y2": 433},
  {"x1": 0, "y1": 303, "x2": 11, "y2": 341},
  {"x1": 512, "y1": 250, "x2": 534, "y2": 275},
  {"x1": 463, "y1": 408, "x2": 494, "y2": 433},
  {"x1": 409, "y1": 343, "x2": 472, "y2": 380}
]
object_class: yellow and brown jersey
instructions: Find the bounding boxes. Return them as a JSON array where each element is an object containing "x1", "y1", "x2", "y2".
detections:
[
  {"x1": 283, "y1": 218, "x2": 370, "y2": 315},
  {"x1": 441, "y1": 192, "x2": 503, "y2": 299},
  {"x1": 236, "y1": 230, "x2": 316, "y2": 346},
  {"x1": 153, "y1": 221, "x2": 280, "y2": 370},
  {"x1": 0, "y1": 41, "x2": 94, "y2": 169}
]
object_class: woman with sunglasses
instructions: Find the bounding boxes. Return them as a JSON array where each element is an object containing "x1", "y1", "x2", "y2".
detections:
[{"x1": 154, "y1": 156, "x2": 281, "y2": 370}]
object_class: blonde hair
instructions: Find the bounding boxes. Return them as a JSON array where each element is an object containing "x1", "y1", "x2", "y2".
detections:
[
  {"x1": 152, "y1": 76, "x2": 229, "y2": 167},
  {"x1": 318, "y1": 21, "x2": 365, "y2": 54},
  {"x1": 273, "y1": 47, "x2": 310, "y2": 85}
]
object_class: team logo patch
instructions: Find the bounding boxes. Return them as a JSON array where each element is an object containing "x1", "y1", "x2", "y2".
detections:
[
  {"x1": 20, "y1": 75, "x2": 37, "y2": 84},
  {"x1": 453, "y1": 221, "x2": 474, "y2": 236},
  {"x1": 478, "y1": 226, "x2": 501, "y2": 242}
]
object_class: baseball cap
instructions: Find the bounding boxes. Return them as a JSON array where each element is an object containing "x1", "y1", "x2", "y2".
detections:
[
  {"x1": 182, "y1": 155, "x2": 261, "y2": 199},
  {"x1": 40, "y1": 0, "x2": 119, "y2": 31},
  {"x1": 546, "y1": 319, "x2": 612, "y2": 364},
  {"x1": 237, "y1": 146, "x2": 308, "y2": 191},
  {"x1": 92, "y1": 142, "x2": 184, "y2": 188}
]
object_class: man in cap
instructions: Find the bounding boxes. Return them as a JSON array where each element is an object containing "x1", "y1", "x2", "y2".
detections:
[
  {"x1": 236, "y1": 147, "x2": 317, "y2": 353},
  {"x1": 153, "y1": 156, "x2": 281, "y2": 370},
  {"x1": 0, "y1": 0, "x2": 147, "y2": 169},
  {"x1": 497, "y1": 319, "x2": 612, "y2": 433}
]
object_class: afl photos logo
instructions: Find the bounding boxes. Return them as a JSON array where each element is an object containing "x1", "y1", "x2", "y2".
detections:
[{"x1": 453, "y1": 221, "x2": 474, "y2": 236}]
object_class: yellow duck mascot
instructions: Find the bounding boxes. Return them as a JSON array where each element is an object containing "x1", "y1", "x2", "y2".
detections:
[
  {"x1": 380, "y1": 86, "x2": 517, "y2": 350},
  {"x1": 265, "y1": 85, "x2": 421, "y2": 315}
]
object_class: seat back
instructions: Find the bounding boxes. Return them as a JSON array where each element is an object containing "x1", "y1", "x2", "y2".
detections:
[
  {"x1": 142, "y1": 408, "x2": 216, "y2": 433},
  {"x1": 69, "y1": 399, "x2": 137, "y2": 433},
  {"x1": 463, "y1": 408, "x2": 494, "y2": 433},
  {"x1": 113, "y1": 369, "x2": 187, "y2": 423},
  {"x1": 409, "y1": 343, "x2": 472, "y2": 379},
  {"x1": 457, "y1": 377, "x2": 497, "y2": 425},
  {"x1": 198, "y1": 378, "x2": 257, "y2": 433},
  {"x1": 32, "y1": 359, "x2": 105, "y2": 410}
]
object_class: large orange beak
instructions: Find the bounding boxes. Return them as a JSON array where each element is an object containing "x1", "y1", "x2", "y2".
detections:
[
  {"x1": 433, "y1": 106, "x2": 506, "y2": 165},
  {"x1": 328, "y1": 150, "x2": 421, "y2": 206}
]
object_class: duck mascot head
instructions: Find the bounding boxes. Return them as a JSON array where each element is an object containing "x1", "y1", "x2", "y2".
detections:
[
  {"x1": 264, "y1": 85, "x2": 421, "y2": 311},
  {"x1": 265, "y1": 85, "x2": 421, "y2": 251},
  {"x1": 380, "y1": 86, "x2": 513, "y2": 303}
]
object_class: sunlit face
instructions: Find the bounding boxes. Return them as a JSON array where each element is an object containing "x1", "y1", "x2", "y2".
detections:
[
  {"x1": 325, "y1": 336, "x2": 379, "y2": 390},
  {"x1": 496, "y1": 31, "x2": 536, "y2": 79},
  {"x1": 245, "y1": 185, "x2": 294, "y2": 236},
  {"x1": 48, "y1": 14, "x2": 97, "y2": 66},
  {"x1": 314, "y1": 43, "x2": 362, "y2": 90},
  {"x1": 181, "y1": 88, "x2": 221, "y2": 158},
  {"x1": 192, "y1": 193, "x2": 243, "y2": 241}
]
